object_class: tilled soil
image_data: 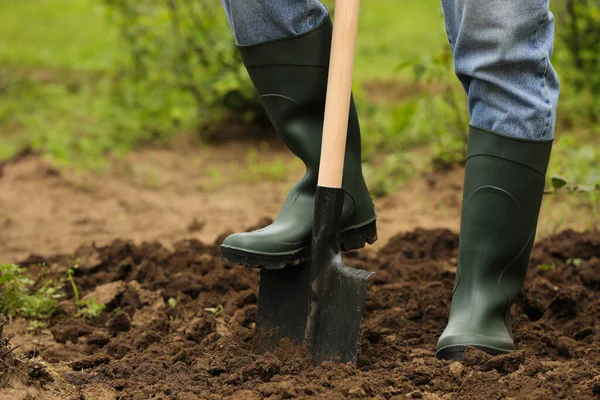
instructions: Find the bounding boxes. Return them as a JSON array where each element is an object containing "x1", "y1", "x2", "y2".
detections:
[{"x1": 4, "y1": 226, "x2": 600, "y2": 399}]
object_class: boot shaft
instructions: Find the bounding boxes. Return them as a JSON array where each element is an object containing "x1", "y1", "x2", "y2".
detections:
[{"x1": 237, "y1": 18, "x2": 363, "y2": 180}]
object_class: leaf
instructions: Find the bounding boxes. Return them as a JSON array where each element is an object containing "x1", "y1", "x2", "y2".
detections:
[
  {"x1": 204, "y1": 305, "x2": 224, "y2": 317},
  {"x1": 567, "y1": 258, "x2": 583, "y2": 267},
  {"x1": 537, "y1": 264, "x2": 556, "y2": 271},
  {"x1": 551, "y1": 175, "x2": 568, "y2": 190}
]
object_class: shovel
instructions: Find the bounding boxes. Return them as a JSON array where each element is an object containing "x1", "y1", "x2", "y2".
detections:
[
  {"x1": 254, "y1": 0, "x2": 371, "y2": 363},
  {"x1": 308, "y1": 0, "x2": 372, "y2": 365}
]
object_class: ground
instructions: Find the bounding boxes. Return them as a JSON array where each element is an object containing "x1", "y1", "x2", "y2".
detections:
[
  {"x1": 1, "y1": 141, "x2": 599, "y2": 400},
  {"x1": 1, "y1": 0, "x2": 599, "y2": 398},
  {"x1": 1, "y1": 137, "x2": 595, "y2": 264}
]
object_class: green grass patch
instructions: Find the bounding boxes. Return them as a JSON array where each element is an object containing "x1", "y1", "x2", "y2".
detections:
[
  {"x1": 0, "y1": 0, "x2": 598, "y2": 201},
  {"x1": 356, "y1": 0, "x2": 446, "y2": 81},
  {"x1": 0, "y1": 0, "x2": 119, "y2": 71},
  {"x1": 0, "y1": 264, "x2": 63, "y2": 324}
]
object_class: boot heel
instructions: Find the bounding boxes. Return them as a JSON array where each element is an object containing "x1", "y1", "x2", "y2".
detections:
[{"x1": 339, "y1": 220, "x2": 378, "y2": 252}]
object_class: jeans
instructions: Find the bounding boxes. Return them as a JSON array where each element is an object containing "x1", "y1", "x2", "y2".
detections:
[{"x1": 220, "y1": 0, "x2": 560, "y2": 140}]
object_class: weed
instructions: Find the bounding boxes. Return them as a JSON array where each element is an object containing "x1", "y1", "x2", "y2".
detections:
[
  {"x1": 78, "y1": 299, "x2": 106, "y2": 321},
  {"x1": 204, "y1": 305, "x2": 224, "y2": 318},
  {"x1": 537, "y1": 264, "x2": 557, "y2": 271},
  {"x1": 567, "y1": 258, "x2": 584, "y2": 267},
  {"x1": 168, "y1": 298, "x2": 178, "y2": 308},
  {"x1": 0, "y1": 264, "x2": 64, "y2": 323},
  {"x1": 66, "y1": 263, "x2": 106, "y2": 321}
]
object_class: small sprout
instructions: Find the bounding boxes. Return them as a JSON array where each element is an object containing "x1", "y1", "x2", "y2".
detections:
[
  {"x1": 168, "y1": 298, "x2": 177, "y2": 308},
  {"x1": 537, "y1": 264, "x2": 557, "y2": 271},
  {"x1": 204, "y1": 305, "x2": 224, "y2": 318},
  {"x1": 66, "y1": 262, "x2": 104, "y2": 320},
  {"x1": 567, "y1": 258, "x2": 584, "y2": 267},
  {"x1": 77, "y1": 299, "x2": 106, "y2": 321}
]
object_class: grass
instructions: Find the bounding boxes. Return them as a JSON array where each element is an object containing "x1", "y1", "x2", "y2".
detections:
[
  {"x1": 0, "y1": 0, "x2": 598, "y2": 214},
  {"x1": 355, "y1": 0, "x2": 446, "y2": 80},
  {"x1": 0, "y1": 0, "x2": 119, "y2": 71},
  {"x1": 0, "y1": 0, "x2": 121, "y2": 165},
  {"x1": 321, "y1": 0, "x2": 446, "y2": 81},
  {"x1": 0, "y1": 0, "x2": 443, "y2": 162}
]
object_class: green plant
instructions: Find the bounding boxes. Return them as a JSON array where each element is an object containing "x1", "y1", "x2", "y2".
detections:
[
  {"x1": 555, "y1": 0, "x2": 600, "y2": 124},
  {"x1": 0, "y1": 264, "x2": 64, "y2": 322},
  {"x1": 204, "y1": 305, "x2": 224, "y2": 318},
  {"x1": 104, "y1": 0, "x2": 262, "y2": 133},
  {"x1": 66, "y1": 263, "x2": 106, "y2": 321},
  {"x1": 78, "y1": 298, "x2": 106, "y2": 321},
  {"x1": 567, "y1": 258, "x2": 584, "y2": 267},
  {"x1": 537, "y1": 264, "x2": 557, "y2": 271},
  {"x1": 399, "y1": 45, "x2": 469, "y2": 168}
]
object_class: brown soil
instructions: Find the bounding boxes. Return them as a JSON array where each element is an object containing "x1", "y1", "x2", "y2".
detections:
[
  {"x1": 1, "y1": 143, "x2": 595, "y2": 264},
  {"x1": 3, "y1": 224, "x2": 599, "y2": 399},
  {"x1": 1, "y1": 142, "x2": 598, "y2": 399}
]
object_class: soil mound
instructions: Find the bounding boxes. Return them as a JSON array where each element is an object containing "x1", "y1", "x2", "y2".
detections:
[{"x1": 6, "y1": 228, "x2": 600, "y2": 399}]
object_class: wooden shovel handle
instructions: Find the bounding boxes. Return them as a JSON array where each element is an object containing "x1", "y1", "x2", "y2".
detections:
[{"x1": 317, "y1": 0, "x2": 360, "y2": 189}]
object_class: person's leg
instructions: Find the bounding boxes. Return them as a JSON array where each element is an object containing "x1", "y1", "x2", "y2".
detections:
[
  {"x1": 220, "y1": 0, "x2": 328, "y2": 46},
  {"x1": 219, "y1": 5, "x2": 377, "y2": 268},
  {"x1": 442, "y1": 0, "x2": 559, "y2": 140},
  {"x1": 437, "y1": 0, "x2": 559, "y2": 360}
]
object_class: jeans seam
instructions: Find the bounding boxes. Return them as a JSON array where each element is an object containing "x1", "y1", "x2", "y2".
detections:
[{"x1": 532, "y1": 4, "x2": 552, "y2": 138}]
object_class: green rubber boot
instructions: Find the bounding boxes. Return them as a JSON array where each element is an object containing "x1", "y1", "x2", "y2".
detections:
[
  {"x1": 436, "y1": 126, "x2": 552, "y2": 361},
  {"x1": 220, "y1": 18, "x2": 377, "y2": 269}
]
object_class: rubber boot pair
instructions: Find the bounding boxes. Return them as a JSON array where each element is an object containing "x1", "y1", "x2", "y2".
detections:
[
  {"x1": 220, "y1": 17, "x2": 378, "y2": 269},
  {"x1": 219, "y1": 17, "x2": 553, "y2": 361}
]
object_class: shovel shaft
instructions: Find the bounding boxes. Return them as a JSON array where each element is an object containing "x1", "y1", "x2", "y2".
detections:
[{"x1": 317, "y1": 0, "x2": 360, "y2": 189}]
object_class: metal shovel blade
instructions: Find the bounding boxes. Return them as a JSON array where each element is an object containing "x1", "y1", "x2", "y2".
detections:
[
  {"x1": 309, "y1": 186, "x2": 373, "y2": 365},
  {"x1": 254, "y1": 263, "x2": 310, "y2": 352}
]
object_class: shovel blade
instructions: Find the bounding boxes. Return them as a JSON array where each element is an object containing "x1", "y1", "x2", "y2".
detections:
[
  {"x1": 255, "y1": 263, "x2": 310, "y2": 352},
  {"x1": 309, "y1": 186, "x2": 374, "y2": 365},
  {"x1": 310, "y1": 262, "x2": 373, "y2": 365}
]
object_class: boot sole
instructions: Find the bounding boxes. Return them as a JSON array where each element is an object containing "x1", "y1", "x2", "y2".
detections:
[
  {"x1": 436, "y1": 344, "x2": 509, "y2": 361},
  {"x1": 221, "y1": 219, "x2": 378, "y2": 269}
]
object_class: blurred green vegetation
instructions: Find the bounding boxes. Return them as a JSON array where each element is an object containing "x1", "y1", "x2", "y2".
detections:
[{"x1": 0, "y1": 0, "x2": 598, "y2": 200}]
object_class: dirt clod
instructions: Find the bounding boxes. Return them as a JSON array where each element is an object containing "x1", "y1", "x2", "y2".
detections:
[
  {"x1": 70, "y1": 354, "x2": 112, "y2": 370},
  {"x1": 185, "y1": 316, "x2": 216, "y2": 343},
  {"x1": 108, "y1": 312, "x2": 131, "y2": 336},
  {"x1": 82, "y1": 280, "x2": 127, "y2": 309},
  {"x1": 87, "y1": 330, "x2": 111, "y2": 347}
]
